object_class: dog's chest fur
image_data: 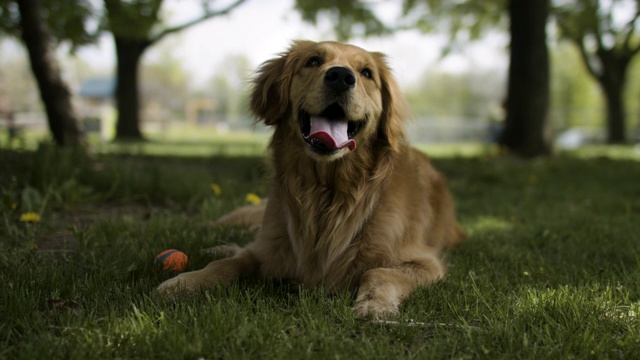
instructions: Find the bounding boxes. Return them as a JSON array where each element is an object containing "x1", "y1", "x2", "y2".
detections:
[{"x1": 275, "y1": 146, "x2": 395, "y2": 290}]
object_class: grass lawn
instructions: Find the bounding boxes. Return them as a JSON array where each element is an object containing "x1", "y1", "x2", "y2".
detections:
[{"x1": 1, "y1": 140, "x2": 640, "y2": 359}]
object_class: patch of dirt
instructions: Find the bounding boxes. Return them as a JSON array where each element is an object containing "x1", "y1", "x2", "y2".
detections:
[
  {"x1": 51, "y1": 204, "x2": 152, "y2": 227},
  {"x1": 36, "y1": 204, "x2": 153, "y2": 252},
  {"x1": 37, "y1": 230, "x2": 78, "y2": 252}
]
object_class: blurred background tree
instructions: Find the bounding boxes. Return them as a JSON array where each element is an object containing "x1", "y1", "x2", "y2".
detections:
[
  {"x1": 0, "y1": 0, "x2": 95, "y2": 147},
  {"x1": 555, "y1": 0, "x2": 640, "y2": 144},
  {"x1": 295, "y1": 0, "x2": 389, "y2": 40},
  {"x1": 550, "y1": 43, "x2": 604, "y2": 132},
  {"x1": 206, "y1": 54, "x2": 252, "y2": 126},
  {"x1": 498, "y1": 0, "x2": 551, "y2": 157},
  {"x1": 140, "y1": 41, "x2": 190, "y2": 124},
  {"x1": 102, "y1": 0, "x2": 247, "y2": 141},
  {"x1": 0, "y1": 43, "x2": 41, "y2": 114},
  {"x1": 402, "y1": 0, "x2": 552, "y2": 157},
  {"x1": 297, "y1": 0, "x2": 552, "y2": 157},
  {"x1": 1, "y1": 0, "x2": 638, "y2": 151},
  {"x1": 404, "y1": 69, "x2": 505, "y2": 120}
]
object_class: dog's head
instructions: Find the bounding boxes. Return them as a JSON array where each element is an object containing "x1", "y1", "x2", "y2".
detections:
[{"x1": 251, "y1": 40, "x2": 409, "y2": 161}]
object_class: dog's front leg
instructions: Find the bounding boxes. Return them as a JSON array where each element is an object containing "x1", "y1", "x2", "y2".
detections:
[
  {"x1": 156, "y1": 249, "x2": 259, "y2": 296},
  {"x1": 352, "y1": 255, "x2": 445, "y2": 319}
]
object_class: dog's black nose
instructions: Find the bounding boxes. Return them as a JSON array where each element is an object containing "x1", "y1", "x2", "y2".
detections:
[{"x1": 324, "y1": 67, "x2": 356, "y2": 93}]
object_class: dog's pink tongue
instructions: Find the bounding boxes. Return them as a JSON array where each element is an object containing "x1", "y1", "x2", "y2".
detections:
[{"x1": 307, "y1": 116, "x2": 356, "y2": 151}]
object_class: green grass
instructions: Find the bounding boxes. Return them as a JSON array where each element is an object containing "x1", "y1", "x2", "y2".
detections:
[
  {"x1": 1, "y1": 126, "x2": 271, "y2": 157},
  {"x1": 1, "y1": 141, "x2": 640, "y2": 359}
]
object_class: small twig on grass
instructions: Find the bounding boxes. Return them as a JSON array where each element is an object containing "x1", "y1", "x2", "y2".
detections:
[
  {"x1": 46, "y1": 325, "x2": 88, "y2": 332},
  {"x1": 365, "y1": 318, "x2": 482, "y2": 331}
]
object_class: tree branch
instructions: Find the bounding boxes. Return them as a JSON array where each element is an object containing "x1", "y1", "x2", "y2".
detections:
[
  {"x1": 149, "y1": 0, "x2": 247, "y2": 45},
  {"x1": 556, "y1": 18, "x2": 598, "y2": 78},
  {"x1": 621, "y1": 9, "x2": 640, "y2": 53},
  {"x1": 575, "y1": 36, "x2": 600, "y2": 80},
  {"x1": 587, "y1": 3, "x2": 605, "y2": 51}
]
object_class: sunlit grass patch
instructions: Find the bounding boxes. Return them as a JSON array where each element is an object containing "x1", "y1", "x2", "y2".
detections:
[
  {"x1": 466, "y1": 216, "x2": 514, "y2": 235},
  {"x1": 560, "y1": 144, "x2": 640, "y2": 161},
  {"x1": 414, "y1": 142, "x2": 492, "y2": 158}
]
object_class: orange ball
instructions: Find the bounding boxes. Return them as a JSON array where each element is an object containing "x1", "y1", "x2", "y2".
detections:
[{"x1": 154, "y1": 249, "x2": 188, "y2": 272}]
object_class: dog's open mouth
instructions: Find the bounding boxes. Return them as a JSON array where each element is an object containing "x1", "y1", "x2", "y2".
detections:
[{"x1": 300, "y1": 103, "x2": 363, "y2": 155}]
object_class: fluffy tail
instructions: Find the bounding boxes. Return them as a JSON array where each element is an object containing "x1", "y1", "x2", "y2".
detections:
[{"x1": 213, "y1": 202, "x2": 267, "y2": 230}]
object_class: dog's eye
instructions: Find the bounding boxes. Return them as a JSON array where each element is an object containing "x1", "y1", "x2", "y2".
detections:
[
  {"x1": 305, "y1": 56, "x2": 322, "y2": 68},
  {"x1": 360, "y1": 68, "x2": 373, "y2": 79}
]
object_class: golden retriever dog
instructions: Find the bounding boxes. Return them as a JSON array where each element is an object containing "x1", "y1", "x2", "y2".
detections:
[{"x1": 157, "y1": 40, "x2": 464, "y2": 318}]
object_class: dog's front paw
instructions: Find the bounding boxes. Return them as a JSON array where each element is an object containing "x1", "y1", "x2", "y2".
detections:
[
  {"x1": 156, "y1": 272, "x2": 202, "y2": 296},
  {"x1": 352, "y1": 294, "x2": 400, "y2": 319}
]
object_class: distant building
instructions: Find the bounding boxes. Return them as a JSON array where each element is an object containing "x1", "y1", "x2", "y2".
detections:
[
  {"x1": 78, "y1": 77, "x2": 116, "y2": 140},
  {"x1": 78, "y1": 77, "x2": 115, "y2": 100}
]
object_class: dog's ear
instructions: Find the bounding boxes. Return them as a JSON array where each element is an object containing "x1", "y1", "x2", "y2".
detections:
[
  {"x1": 250, "y1": 54, "x2": 289, "y2": 125},
  {"x1": 251, "y1": 41, "x2": 313, "y2": 125},
  {"x1": 373, "y1": 53, "x2": 410, "y2": 152}
]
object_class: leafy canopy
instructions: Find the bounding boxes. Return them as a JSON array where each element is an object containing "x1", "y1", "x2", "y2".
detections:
[{"x1": 0, "y1": 0, "x2": 97, "y2": 50}]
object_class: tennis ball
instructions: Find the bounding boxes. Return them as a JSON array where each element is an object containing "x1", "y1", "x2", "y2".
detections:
[{"x1": 154, "y1": 249, "x2": 188, "y2": 272}]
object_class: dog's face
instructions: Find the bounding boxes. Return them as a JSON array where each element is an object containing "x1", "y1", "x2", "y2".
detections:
[{"x1": 251, "y1": 41, "x2": 408, "y2": 161}]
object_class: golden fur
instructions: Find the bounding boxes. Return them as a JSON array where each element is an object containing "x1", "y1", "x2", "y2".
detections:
[{"x1": 157, "y1": 40, "x2": 464, "y2": 318}]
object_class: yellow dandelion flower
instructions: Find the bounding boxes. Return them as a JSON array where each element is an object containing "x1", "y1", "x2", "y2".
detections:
[
  {"x1": 210, "y1": 183, "x2": 222, "y2": 196},
  {"x1": 20, "y1": 212, "x2": 41, "y2": 223},
  {"x1": 31, "y1": 243, "x2": 39, "y2": 250},
  {"x1": 246, "y1": 193, "x2": 262, "y2": 205}
]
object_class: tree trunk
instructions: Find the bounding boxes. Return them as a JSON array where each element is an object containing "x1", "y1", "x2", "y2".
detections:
[
  {"x1": 498, "y1": 0, "x2": 551, "y2": 157},
  {"x1": 602, "y1": 81, "x2": 626, "y2": 143},
  {"x1": 597, "y1": 51, "x2": 629, "y2": 144},
  {"x1": 17, "y1": 0, "x2": 84, "y2": 147},
  {"x1": 114, "y1": 36, "x2": 148, "y2": 141}
]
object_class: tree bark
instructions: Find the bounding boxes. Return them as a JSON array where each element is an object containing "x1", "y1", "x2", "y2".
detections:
[
  {"x1": 114, "y1": 37, "x2": 148, "y2": 141},
  {"x1": 103, "y1": 0, "x2": 247, "y2": 141},
  {"x1": 17, "y1": 0, "x2": 84, "y2": 147},
  {"x1": 498, "y1": 0, "x2": 551, "y2": 157},
  {"x1": 597, "y1": 51, "x2": 629, "y2": 144},
  {"x1": 602, "y1": 79, "x2": 626, "y2": 143}
]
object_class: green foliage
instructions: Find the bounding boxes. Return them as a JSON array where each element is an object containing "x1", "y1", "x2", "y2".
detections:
[
  {"x1": 550, "y1": 43, "x2": 604, "y2": 130},
  {"x1": 404, "y1": 68, "x2": 504, "y2": 120},
  {"x1": 294, "y1": 0, "x2": 507, "y2": 46},
  {"x1": 554, "y1": 0, "x2": 640, "y2": 55},
  {"x1": 141, "y1": 41, "x2": 191, "y2": 121},
  {"x1": 294, "y1": 0, "x2": 389, "y2": 40},
  {"x1": 0, "y1": 46, "x2": 42, "y2": 112},
  {"x1": 205, "y1": 54, "x2": 253, "y2": 123},
  {"x1": 38, "y1": 0, "x2": 97, "y2": 49},
  {"x1": 0, "y1": 0, "x2": 18, "y2": 34},
  {"x1": 0, "y1": 0, "x2": 96, "y2": 49},
  {"x1": 104, "y1": 0, "x2": 247, "y2": 44},
  {"x1": 1, "y1": 145, "x2": 640, "y2": 357},
  {"x1": 402, "y1": 0, "x2": 507, "y2": 54},
  {"x1": 103, "y1": 0, "x2": 163, "y2": 40},
  {"x1": 553, "y1": 0, "x2": 640, "y2": 79},
  {"x1": 553, "y1": 0, "x2": 640, "y2": 141}
]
